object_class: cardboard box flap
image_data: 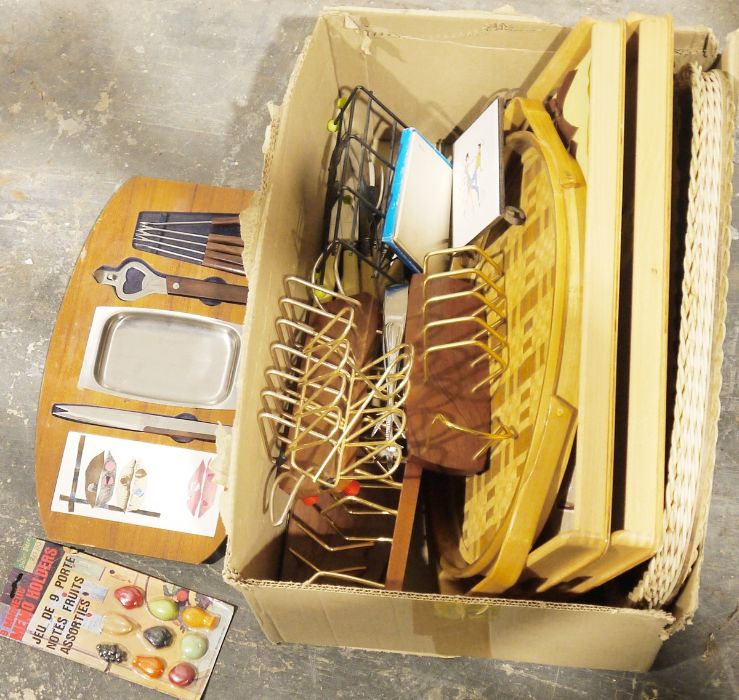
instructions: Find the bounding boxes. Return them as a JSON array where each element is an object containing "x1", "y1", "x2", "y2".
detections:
[
  {"x1": 326, "y1": 5, "x2": 561, "y2": 49},
  {"x1": 669, "y1": 548, "x2": 703, "y2": 634},
  {"x1": 241, "y1": 581, "x2": 673, "y2": 672},
  {"x1": 225, "y1": 15, "x2": 334, "y2": 580},
  {"x1": 323, "y1": 8, "x2": 566, "y2": 139},
  {"x1": 674, "y1": 26, "x2": 718, "y2": 69},
  {"x1": 721, "y1": 29, "x2": 739, "y2": 96},
  {"x1": 218, "y1": 98, "x2": 285, "y2": 538}
]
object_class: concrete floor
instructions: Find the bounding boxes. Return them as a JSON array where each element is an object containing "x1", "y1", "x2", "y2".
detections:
[{"x1": 1, "y1": 1, "x2": 737, "y2": 698}]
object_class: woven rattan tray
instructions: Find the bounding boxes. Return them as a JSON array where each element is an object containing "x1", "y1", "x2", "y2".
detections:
[{"x1": 630, "y1": 64, "x2": 735, "y2": 608}]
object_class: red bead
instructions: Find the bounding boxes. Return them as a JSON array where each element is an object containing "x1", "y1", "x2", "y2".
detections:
[
  {"x1": 168, "y1": 662, "x2": 197, "y2": 687},
  {"x1": 114, "y1": 585, "x2": 144, "y2": 609},
  {"x1": 342, "y1": 480, "x2": 361, "y2": 497},
  {"x1": 302, "y1": 495, "x2": 318, "y2": 506}
]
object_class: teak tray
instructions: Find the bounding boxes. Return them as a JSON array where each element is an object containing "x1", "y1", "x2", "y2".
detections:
[{"x1": 35, "y1": 176, "x2": 252, "y2": 563}]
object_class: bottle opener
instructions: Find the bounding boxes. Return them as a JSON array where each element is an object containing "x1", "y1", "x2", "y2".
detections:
[{"x1": 93, "y1": 257, "x2": 248, "y2": 305}]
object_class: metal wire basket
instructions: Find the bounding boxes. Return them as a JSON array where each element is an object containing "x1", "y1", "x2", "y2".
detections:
[{"x1": 317, "y1": 86, "x2": 407, "y2": 287}]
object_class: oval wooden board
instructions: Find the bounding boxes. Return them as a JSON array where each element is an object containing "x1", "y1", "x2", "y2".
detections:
[{"x1": 35, "y1": 176, "x2": 252, "y2": 562}]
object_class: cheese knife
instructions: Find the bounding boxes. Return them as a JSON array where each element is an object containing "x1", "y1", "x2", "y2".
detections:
[{"x1": 52, "y1": 404, "x2": 228, "y2": 442}]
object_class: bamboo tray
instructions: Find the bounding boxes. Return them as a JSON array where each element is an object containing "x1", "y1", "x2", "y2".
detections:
[
  {"x1": 35, "y1": 176, "x2": 251, "y2": 563},
  {"x1": 522, "y1": 18, "x2": 628, "y2": 591},
  {"x1": 562, "y1": 15, "x2": 674, "y2": 593},
  {"x1": 427, "y1": 98, "x2": 584, "y2": 594}
]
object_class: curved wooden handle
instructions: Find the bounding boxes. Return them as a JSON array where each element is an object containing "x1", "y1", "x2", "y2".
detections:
[{"x1": 166, "y1": 275, "x2": 248, "y2": 304}]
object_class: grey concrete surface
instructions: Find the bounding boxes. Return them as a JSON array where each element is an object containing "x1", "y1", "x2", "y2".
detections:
[{"x1": 1, "y1": 1, "x2": 737, "y2": 698}]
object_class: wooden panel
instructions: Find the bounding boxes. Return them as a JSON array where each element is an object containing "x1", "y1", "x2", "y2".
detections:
[{"x1": 35, "y1": 176, "x2": 252, "y2": 562}]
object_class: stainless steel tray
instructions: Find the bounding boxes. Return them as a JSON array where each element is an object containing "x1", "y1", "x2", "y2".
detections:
[{"x1": 79, "y1": 307, "x2": 242, "y2": 409}]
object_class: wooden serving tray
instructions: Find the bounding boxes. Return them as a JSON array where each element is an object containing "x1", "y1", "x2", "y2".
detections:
[
  {"x1": 35, "y1": 176, "x2": 252, "y2": 563},
  {"x1": 562, "y1": 15, "x2": 673, "y2": 593}
]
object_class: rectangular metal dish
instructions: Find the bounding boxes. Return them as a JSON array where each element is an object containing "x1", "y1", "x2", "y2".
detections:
[{"x1": 79, "y1": 307, "x2": 242, "y2": 409}]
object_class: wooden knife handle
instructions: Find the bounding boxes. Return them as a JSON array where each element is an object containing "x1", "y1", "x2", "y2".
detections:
[
  {"x1": 202, "y1": 254, "x2": 245, "y2": 276},
  {"x1": 208, "y1": 233, "x2": 244, "y2": 246},
  {"x1": 146, "y1": 426, "x2": 217, "y2": 442},
  {"x1": 166, "y1": 274, "x2": 248, "y2": 305},
  {"x1": 207, "y1": 242, "x2": 245, "y2": 257},
  {"x1": 211, "y1": 216, "x2": 241, "y2": 226}
]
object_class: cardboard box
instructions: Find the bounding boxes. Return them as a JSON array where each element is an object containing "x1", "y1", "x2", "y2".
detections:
[{"x1": 220, "y1": 7, "x2": 737, "y2": 671}]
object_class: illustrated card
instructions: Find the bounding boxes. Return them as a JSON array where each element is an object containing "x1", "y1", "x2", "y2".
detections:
[
  {"x1": 0, "y1": 538, "x2": 235, "y2": 698},
  {"x1": 51, "y1": 432, "x2": 220, "y2": 537},
  {"x1": 452, "y1": 98, "x2": 504, "y2": 247}
]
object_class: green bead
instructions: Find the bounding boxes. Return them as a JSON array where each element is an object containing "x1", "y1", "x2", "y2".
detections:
[
  {"x1": 148, "y1": 598, "x2": 178, "y2": 621},
  {"x1": 326, "y1": 118, "x2": 339, "y2": 133},
  {"x1": 181, "y1": 632, "x2": 208, "y2": 660}
]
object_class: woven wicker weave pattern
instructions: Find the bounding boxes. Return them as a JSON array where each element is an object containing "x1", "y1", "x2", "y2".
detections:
[{"x1": 630, "y1": 65, "x2": 735, "y2": 608}]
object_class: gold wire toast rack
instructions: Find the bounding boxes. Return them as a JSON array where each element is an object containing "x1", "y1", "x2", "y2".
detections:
[
  {"x1": 258, "y1": 276, "x2": 418, "y2": 588},
  {"x1": 404, "y1": 240, "x2": 517, "y2": 476}
]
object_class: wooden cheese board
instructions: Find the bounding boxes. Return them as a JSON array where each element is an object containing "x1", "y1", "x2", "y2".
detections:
[{"x1": 35, "y1": 176, "x2": 252, "y2": 563}]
